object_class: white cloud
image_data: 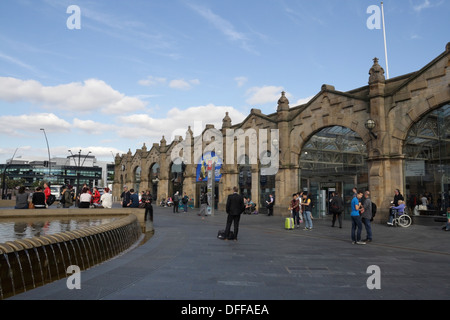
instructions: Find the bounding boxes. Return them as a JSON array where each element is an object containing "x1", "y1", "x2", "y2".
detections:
[
  {"x1": 138, "y1": 76, "x2": 167, "y2": 87},
  {"x1": 187, "y1": 3, "x2": 256, "y2": 54},
  {"x1": 169, "y1": 79, "x2": 200, "y2": 90},
  {"x1": 0, "y1": 77, "x2": 147, "y2": 114},
  {"x1": 138, "y1": 76, "x2": 200, "y2": 90},
  {"x1": 413, "y1": 0, "x2": 431, "y2": 12},
  {"x1": 413, "y1": 0, "x2": 443, "y2": 12},
  {"x1": 246, "y1": 86, "x2": 288, "y2": 106},
  {"x1": 0, "y1": 113, "x2": 71, "y2": 136},
  {"x1": 235, "y1": 76, "x2": 248, "y2": 87},
  {"x1": 117, "y1": 104, "x2": 246, "y2": 141},
  {"x1": 294, "y1": 95, "x2": 315, "y2": 106},
  {"x1": 72, "y1": 118, "x2": 116, "y2": 135}
]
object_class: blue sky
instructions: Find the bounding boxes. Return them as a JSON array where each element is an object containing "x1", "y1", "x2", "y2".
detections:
[{"x1": 0, "y1": 0, "x2": 448, "y2": 164}]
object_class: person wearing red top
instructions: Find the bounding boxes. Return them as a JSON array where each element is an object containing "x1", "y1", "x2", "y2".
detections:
[
  {"x1": 43, "y1": 182, "x2": 52, "y2": 203},
  {"x1": 92, "y1": 187, "x2": 101, "y2": 205}
]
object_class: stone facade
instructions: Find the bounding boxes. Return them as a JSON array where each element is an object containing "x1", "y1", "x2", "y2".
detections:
[{"x1": 114, "y1": 43, "x2": 450, "y2": 221}]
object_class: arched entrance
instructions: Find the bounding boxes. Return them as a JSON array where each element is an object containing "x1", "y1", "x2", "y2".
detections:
[
  {"x1": 299, "y1": 126, "x2": 368, "y2": 218},
  {"x1": 169, "y1": 161, "x2": 184, "y2": 198},
  {"x1": 404, "y1": 103, "x2": 450, "y2": 214},
  {"x1": 238, "y1": 155, "x2": 251, "y2": 199}
]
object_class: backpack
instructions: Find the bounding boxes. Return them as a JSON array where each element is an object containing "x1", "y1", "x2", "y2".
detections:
[{"x1": 47, "y1": 194, "x2": 56, "y2": 206}]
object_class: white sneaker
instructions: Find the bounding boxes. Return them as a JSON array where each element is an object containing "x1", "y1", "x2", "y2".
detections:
[{"x1": 356, "y1": 241, "x2": 366, "y2": 245}]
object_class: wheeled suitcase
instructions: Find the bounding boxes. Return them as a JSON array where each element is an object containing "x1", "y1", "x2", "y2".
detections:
[{"x1": 285, "y1": 217, "x2": 294, "y2": 230}]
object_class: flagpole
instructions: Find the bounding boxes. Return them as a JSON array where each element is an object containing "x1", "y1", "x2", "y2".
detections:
[{"x1": 381, "y1": 1, "x2": 390, "y2": 79}]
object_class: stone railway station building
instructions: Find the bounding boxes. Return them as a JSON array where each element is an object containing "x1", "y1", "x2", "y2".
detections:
[{"x1": 113, "y1": 43, "x2": 450, "y2": 221}]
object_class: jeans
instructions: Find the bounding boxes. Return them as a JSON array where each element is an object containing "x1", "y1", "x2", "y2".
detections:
[
  {"x1": 351, "y1": 215, "x2": 363, "y2": 242},
  {"x1": 362, "y1": 217, "x2": 372, "y2": 240},
  {"x1": 292, "y1": 210, "x2": 300, "y2": 225},
  {"x1": 303, "y1": 211, "x2": 312, "y2": 229}
]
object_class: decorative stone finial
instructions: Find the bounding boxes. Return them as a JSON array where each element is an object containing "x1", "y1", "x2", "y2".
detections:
[
  {"x1": 369, "y1": 57, "x2": 385, "y2": 84},
  {"x1": 160, "y1": 135, "x2": 167, "y2": 147},
  {"x1": 222, "y1": 112, "x2": 232, "y2": 129},
  {"x1": 277, "y1": 91, "x2": 289, "y2": 112}
]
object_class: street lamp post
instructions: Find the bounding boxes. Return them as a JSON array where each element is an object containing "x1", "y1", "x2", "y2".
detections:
[
  {"x1": 68, "y1": 149, "x2": 91, "y2": 204},
  {"x1": 40, "y1": 128, "x2": 51, "y2": 177}
]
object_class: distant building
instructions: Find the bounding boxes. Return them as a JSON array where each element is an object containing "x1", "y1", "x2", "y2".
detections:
[
  {"x1": 1, "y1": 154, "x2": 114, "y2": 196},
  {"x1": 114, "y1": 43, "x2": 450, "y2": 220}
]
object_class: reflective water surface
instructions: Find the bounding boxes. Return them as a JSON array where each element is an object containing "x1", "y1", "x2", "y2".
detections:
[{"x1": 0, "y1": 217, "x2": 119, "y2": 243}]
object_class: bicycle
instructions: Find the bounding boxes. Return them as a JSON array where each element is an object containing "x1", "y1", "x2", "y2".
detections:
[{"x1": 392, "y1": 208, "x2": 412, "y2": 228}]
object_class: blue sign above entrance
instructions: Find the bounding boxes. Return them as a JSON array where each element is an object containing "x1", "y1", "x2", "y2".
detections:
[{"x1": 196, "y1": 151, "x2": 222, "y2": 182}]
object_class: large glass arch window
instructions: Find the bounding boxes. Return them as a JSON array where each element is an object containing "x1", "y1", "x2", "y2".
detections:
[
  {"x1": 404, "y1": 103, "x2": 450, "y2": 214},
  {"x1": 299, "y1": 126, "x2": 368, "y2": 217}
]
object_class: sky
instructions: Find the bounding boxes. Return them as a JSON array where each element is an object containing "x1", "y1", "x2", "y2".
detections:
[{"x1": 0, "y1": 0, "x2": 448, "y2": 164}]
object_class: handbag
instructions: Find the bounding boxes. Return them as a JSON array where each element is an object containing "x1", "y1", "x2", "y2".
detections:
[{"x1": 29, "y1": 202, "x2": 35, "y2": 209}]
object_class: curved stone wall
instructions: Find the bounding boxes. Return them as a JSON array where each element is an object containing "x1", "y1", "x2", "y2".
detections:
[{"x1": 0, "y1": 214, "x2": 143, "y2": 300}]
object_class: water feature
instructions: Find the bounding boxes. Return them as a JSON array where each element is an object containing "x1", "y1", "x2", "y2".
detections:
[{"x1": 0, "y1": 214, "x2": 144, "y2": 300}]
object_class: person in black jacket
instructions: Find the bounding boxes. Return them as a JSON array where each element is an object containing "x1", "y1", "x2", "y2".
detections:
[
  {"x1": 330, "y1": 192, "x2": 344, "y2": 228},
  {"x1": 32, "y1": 187, "x2": 47, "y2": 209},
  {"x1": 224, "y1": 186, "x2": 245, "y2": 241}
]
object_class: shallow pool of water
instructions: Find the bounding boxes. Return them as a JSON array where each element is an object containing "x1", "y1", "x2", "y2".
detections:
[{"x1": 0, "y1": 217, "x2": 119, "y2": 243}]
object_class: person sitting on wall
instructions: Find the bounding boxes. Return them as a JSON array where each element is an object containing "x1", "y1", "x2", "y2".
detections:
[
  {"x1": 32, "y1": 187, "x2": 47, "y2": 209},
  {"x1": 79, "y1": 187, "x2": 92, "y2": 208},
  {"x1": 127, "y1": 189, "x2": 140, "y2": 208}
]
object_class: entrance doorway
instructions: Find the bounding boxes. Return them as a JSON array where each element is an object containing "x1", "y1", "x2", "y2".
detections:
[{"x1": 299, "y1": 126, "x2": 368, "y2": 219}]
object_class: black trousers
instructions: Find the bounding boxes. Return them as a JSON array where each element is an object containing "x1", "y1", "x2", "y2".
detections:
[
  {"x1": 225, "y1": 214, "x2": 241, "y2": 239},
  {"x1": 145, "y1": 205, "x2": 153, "y2": 221},
  {"x1": 332, "y1": 211, "x2": 343, "y2": 227},
  {"x1": 173, "y1": 201, "x2": 179, "y2": 212}
]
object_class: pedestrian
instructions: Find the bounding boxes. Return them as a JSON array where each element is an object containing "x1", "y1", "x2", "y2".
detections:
[
  {"x1": 32, "y1": 187, "x2": 46, "y2": 209},
  {"x1": 43, "y1": 182, "x2": 52, "y2": 203},
  {"x1": 62, "y1": 185, "x2": 74, "y2": 208},
  {"x1": 15, "y1": 186, "x2": 29, "y2": 209},
  {"x1": 289, "y1": 193, "x2": 301, "y2": 228},
  {"x1": 173, "y1": 191, "x2": 180, "y2": 213},
  {"x1": 121, "y1": 186, "x2": 131, "y2": 208},
  {"x1": 100, "y1": 187, "x2": 113, "y2": 209},
  {"x1": 390, "y1": 189, "x2": 404, "y2": 215},
  {"x1": 182, "y1": 192, "x2": 189, "y2": 212},
  {"x1": 266, "y1": 194, "x2": 274, "y2": 216},
  {"x1": 361, "y1": 191, "x2": 373, "y2": 242},
  {"x1": 128, "y1": 189, "x2": 139, "y2": 208},
  {"x1": 79, "y1": 187, "x2": 92, "y2": 208},
  {"x1": 300, "y1": 192, "x2": 313, "y2": 230},
  {"x1": 199, "y1": 191, "x2": 208, "y2": 219},
  {"x1": 224, "y1": 186, "x2": 245, "y2": 241},
  {"x1": 351, "y1": 191, "x2": 365, "y2": 244},
  {"x1": 330, "y1": 192, "x2": 344, "y2": 228},
  {"x1": 142, "y1": 189, "x2": 153, "y2": 221}
]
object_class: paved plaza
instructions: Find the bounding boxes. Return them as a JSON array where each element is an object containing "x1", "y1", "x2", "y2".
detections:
[{"x1": 8, "y1": 205, "x2": 449, "y2": 303}]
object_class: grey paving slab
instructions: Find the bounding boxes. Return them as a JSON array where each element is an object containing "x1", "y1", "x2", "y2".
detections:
[{"x1": 8, "y1": 206, "x2": 450, "y2": 302}]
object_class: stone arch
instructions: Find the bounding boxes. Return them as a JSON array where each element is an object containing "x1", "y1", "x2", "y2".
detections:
[{"x1": 290, "y1": 116, "x2": 370, "y2": 166}]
